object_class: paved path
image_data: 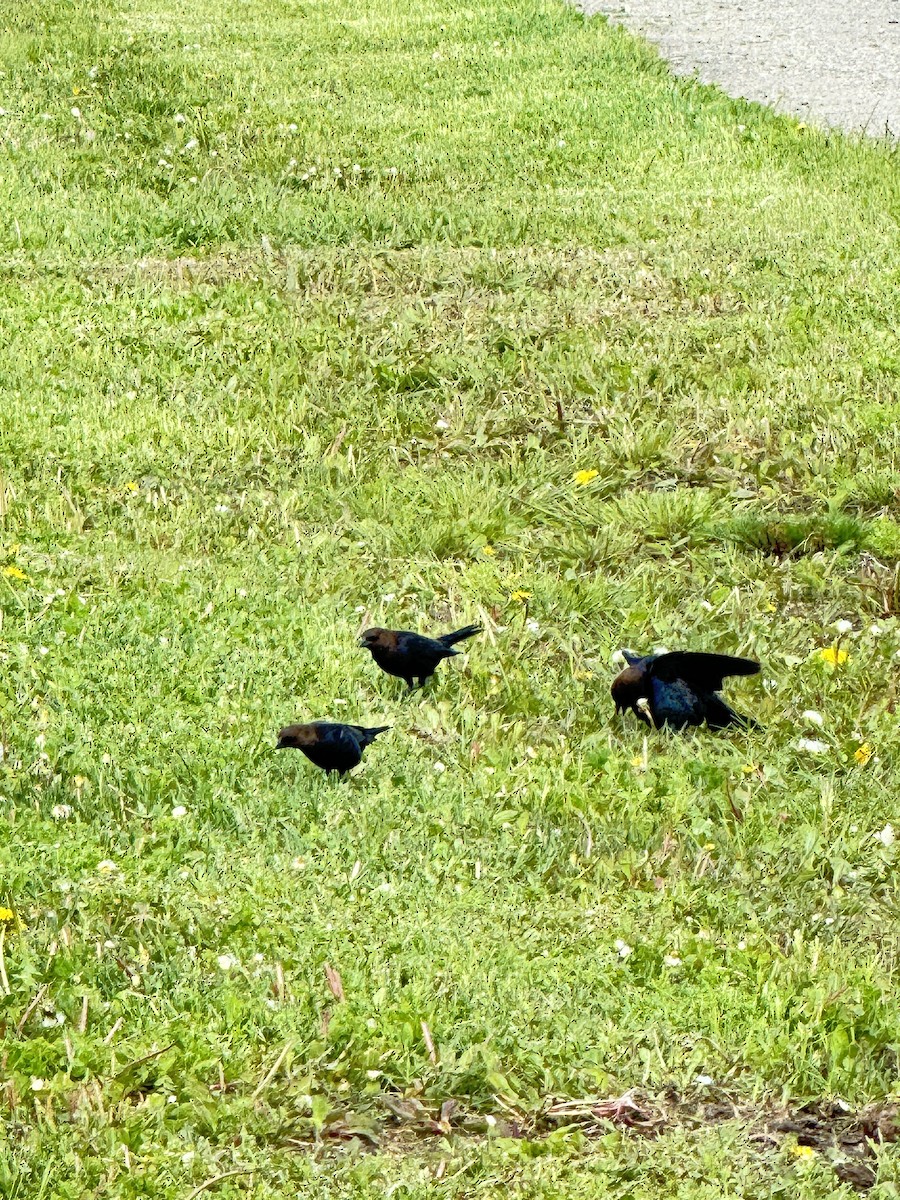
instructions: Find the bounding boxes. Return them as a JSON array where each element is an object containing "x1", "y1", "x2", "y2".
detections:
[{"x1": 575, "y1": 0, "x2": 900, "y2": 138}]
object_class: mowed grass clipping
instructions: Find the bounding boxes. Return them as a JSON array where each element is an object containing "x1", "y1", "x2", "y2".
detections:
[{"x1": 2, "y1": 0, "x2": 900, "y2": 1193}]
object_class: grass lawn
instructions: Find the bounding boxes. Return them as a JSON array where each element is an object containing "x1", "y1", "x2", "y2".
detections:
[{"x1": 2, "y1": 0, "x2": 900, "y2": 1193}]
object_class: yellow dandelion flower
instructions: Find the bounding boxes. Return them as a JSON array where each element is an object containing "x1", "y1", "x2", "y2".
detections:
[
  {"x1": 124, "y1": 481, "x2": 139, "y2": 492},
  {"x1": 0, "y1": 907, "x2": 15, "y2": 922},
  {"x1": 509, "y1": 590, "x2": 531, "y2": 603},
  {"x1": 819, "y1": 646, "x2": 849, "y2": 666},
  {"x1": 792, "y1": 1144, "x2": 815, "y2": 1159},
  {"x1": 854, "y1": 743, "x2": 873, "y2": 767},
  {"x1": 481, "y1": 545, "x2": 496, "y2": 557},
  {"x1": 2, "y1": 565, "x2": 28, "y2": 581},
  {"x1": 573, "y1": 469, "x2": 599, "y2": 486},
  {"x1": 741, "y1": 763, "x2": 757, "y2": 775}
]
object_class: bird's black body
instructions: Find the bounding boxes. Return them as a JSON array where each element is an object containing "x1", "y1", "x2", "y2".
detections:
[
  {"x1": 611, "y1": 650, "x2": 760, "y2": 730},
  {"x1": 359, "y1": 623, "x2": 481, "y2": 689},
  {"x1": 276, "y1": 721, "x2": 390, "y2": 776}
]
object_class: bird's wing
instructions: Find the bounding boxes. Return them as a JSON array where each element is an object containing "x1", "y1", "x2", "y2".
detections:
[
  {"x1": 649, "y1": 676, "x2": 705, "y2": 727},
  {"x1": 399, "y1": 632, "x2": 453, "y2": 659},
  {"x1": 649, "y1": 652, "x2": 760, "y2": 692}
]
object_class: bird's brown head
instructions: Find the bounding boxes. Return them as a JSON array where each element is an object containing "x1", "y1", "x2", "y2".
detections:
[
  {"x1": 276, "y1": 723, "x2": 316, "y2": 749},
  {"x1": 359, "y1": 627, "x2": 395, "y2": 651},
  {"x1": 611, "y1": 665, "x2": 646, "y2": 714}
]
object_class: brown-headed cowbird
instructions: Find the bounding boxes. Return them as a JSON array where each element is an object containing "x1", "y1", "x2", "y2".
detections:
[
  {"x1": 276, "y1": 721, "x2": 390, "y2": 776},
  {"x1": 611, "y1": 650, "x2": 760, "y2": 730},
  {"x1": 359, "y1": 623, "x2": 482, "y2": 689}
]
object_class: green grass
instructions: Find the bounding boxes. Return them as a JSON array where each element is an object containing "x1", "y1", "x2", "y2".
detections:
[{"x1": 2, "y1": 0, "x2": 900, "y2": 1193}]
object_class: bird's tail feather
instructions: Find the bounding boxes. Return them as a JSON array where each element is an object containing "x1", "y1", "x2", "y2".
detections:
[
  {"x1": 354, "y1": 725, "x2": 391, "y2": 744},
  {"x1": 439, "y1": 624, "x2": 482, "y2": 648},
  {"x1": 704, "y1": 696, "x2": 758, "y2": 730}
]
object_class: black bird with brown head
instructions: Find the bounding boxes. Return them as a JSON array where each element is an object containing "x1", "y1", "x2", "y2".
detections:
[
  {"x1": 360, "y1": 622, "x2": 482, "y2": 689},
  {"x1": 276, "y1": 720, "x2": 390, "y2": 776},
  {"x1": 612, "y1": 649, "x2": 760, "y2": 730}
]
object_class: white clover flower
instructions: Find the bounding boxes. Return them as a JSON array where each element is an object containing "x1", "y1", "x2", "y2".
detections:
[
  {"x1": 869, "y1": 624, "x2": 885, "y2": 637},
  {"x1": 526, "y1": 619, "x2": 541, "y2": 635},
  {"x1": 31, "y1": 1077, "x2": 47, "y2": 1092},
  {"x1": 834, "y1": 619, "x2": 853, "y2": 635},
  {"x1": 51, "y1": 804, "x2": 72, "y2": 821},
  {"x1": 795, "y1": 738, "x2": 828, "y2": 754},
  {"x1": 433, "y1": 761, "x2": 446, "y2": 774},
  {"x1": 434, "y1": 418, "x2": 449, "y2": 430},
  {"x1": 615, "y1": 939, "x2": 632, "y2": 959},
  {"x1": 801, "y1": 710, "x2": 824, "y2": 727},
  {"x1": 214, "y1": 504, "x2": 230, "y2": 514},
  {"x1": 663, "y1": 954, "x2": 682, "y2": 967},
  {"x1": 71, "y1": 106, "x2": 81, "y2": 118},
  {"x1": 96, "y1": 859, "x2": 118, "y2": 873},
  {"x1": 171, "y1": 805, "x2": 187, "y2": 819},
  {"x1": 875, "y1": 824, "x2": 895, "y2": 848},
  {"x1": 217, "y1": 954, "x2": 235, "y2": 971},
  {"x1": 695, "y1": 1074, "x2": 714, "y2": 1087},
  {"x1": 174, "y1": 113, "x2": 187, "y2": 124}
]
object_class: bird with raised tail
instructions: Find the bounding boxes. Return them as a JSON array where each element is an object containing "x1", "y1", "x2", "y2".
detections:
[{"x1": 359, "y1": 623, "x2": 482, "y2": 689}]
